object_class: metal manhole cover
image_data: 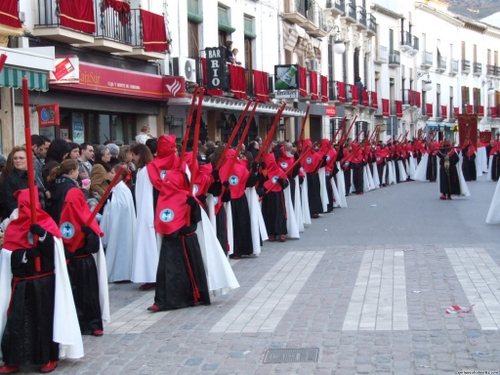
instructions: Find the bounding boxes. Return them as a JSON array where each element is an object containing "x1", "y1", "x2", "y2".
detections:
[{"x1": 263, "y1": 348, "x2": 319, "y2": 363}]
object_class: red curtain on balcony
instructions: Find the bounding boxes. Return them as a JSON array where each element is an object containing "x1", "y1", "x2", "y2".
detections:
[
  {"x1": 491, "y1": 107, "x2": 497, "y2": 118},
  {"x1": 0, "y1": 0, "x2": 23, "y2": 28},
  {"x1": 466, "y1": 104, "x2": 473, "y2": 114},
  {"x1": 321, "y1": 75, "x2": 328, "y2": 103},
  {"x1": 59, "y1": 0, "x2": 95, "y2": 33},
  {"x1": 371, "y1": 91, "x2": 378, "y2": 109},
  {"x1": 309, "y1": 71, "x2": 319, "y2": 100},
  {"x1": 409, "y1": 90, "x2": 414, "y2": 106},
  {"x1": 337, "y1": 81, "x2": 345, "y2": 103},
  {"x1": 253, "y1": 70, "x2": 269, "y2": 103},
  {"x1": 478, "y1": 105, "x2": 484, "y2": 117},
  {"x1": 351, "y1": 84, "x2": 359, "y2": 105},
  {"x1": 140, "y1": 9, "x2": 168, "y2": 52},
  {"x1": 299, "y1": 66, "x2": 307, "y2": 97},
  {"x1": 395, "y1": 100, "x2": 403, "y2": 118},
  {"x1": 416, "y1": 92, "x2": 421, "y2": 108},
  {"x1": 101, "y1": 0, "x2": 131, "y2": 25},
  {"x1": 382, "y1": 99, "x2": 389, "y2": 117},
  {"x1": 362, "y1": 89, "x2": 369, "y2": 106},
  {"x1": 454, "y1": 107, "x2": 460, "y2": 117},
  {"x1": 441, "y1": 105, "x2": 447, "y2": 119},
  {"x1": 201, "y1": 58, "x2": 223, "y2": 96},
  {"x1": 229, "y1": 64, "x2": 247, "y2": 99},
  {"x1": 426, "y1": 103, "x2": 433, "y2": 117}
]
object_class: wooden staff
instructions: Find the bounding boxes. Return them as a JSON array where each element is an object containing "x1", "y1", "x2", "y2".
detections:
[
  {"x1": 180, "y1": 85, "x2": 199, "y2": 160},
  {"x1": 215, "y1": 99, "x2": 252, "y2": 170},
  {"x1": 234, "y1": 100, "x2": 259, "y2": 158},
  {"x1": 330, "y1": 116, "x2": 347, "y2": 148},
  {"x1": 255, "y1": 102, "x2": 287, "y2": 163},
  {"x1": 22, "y1": 78, "x2": 41, "y2": 271},
  {"x1": 297, "y1": 105, "x2": 310, "y2": 150},
  {"x1": 259, "y1": 143, "x2": 314, "y2": 201},
  {"x1": 339, "y1": 115, "x2": 358, "y2": 148},
  {"x1": 0, "y1": 53, "x2": 7, "y2": 73}
]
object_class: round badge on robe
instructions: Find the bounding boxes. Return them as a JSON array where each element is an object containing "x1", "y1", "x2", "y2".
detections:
[
  {"x1": 281, "y1": 162, "x2": 289, "y2": 169},
  {"x1": 272, "y1": 176, "x2": 279, "y2": 183},
  {"x1": 213, "y1": 196, "x2": 219, "y2": 204},
  {"x1": 193, "y1": 184, "x2": 199, "y2": 195},
  {"x1": 229, "y1": 175, "x2": 239, "y2": 185},
  {"x1": 159, "y1": 209, "x2": 174, "y2": 222},
  {"x1": 306, "y1": 157, "x2": 312, "y2": 164},
  {"x1": 60, "y1": 222, "x2": 75, "y2": 239},
  {"x1": 326, "y1": 155, "x2": 331, "y2": 161},
  {"x1": 27, "y1": 232, "x2": 34, "y2": 245},
  {"x1": 160, "y1": 170, "x2": 167, "y2": 180}
]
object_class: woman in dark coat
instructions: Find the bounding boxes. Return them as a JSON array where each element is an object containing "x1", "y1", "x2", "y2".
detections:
[
  {"x1": 0, "y1": 146, "x2": 29, "y2": 217},
  {"x1": 42, "y1": 139, "x2": 71, "y2": 185}
]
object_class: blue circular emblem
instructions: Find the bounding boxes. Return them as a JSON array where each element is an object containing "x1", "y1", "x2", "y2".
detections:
[
  {"x1": 60, "y1": 222, "x2": 75, "y2": 239},
  {"x1": 41, "y1": 107, "x2": 51, "y2": 121},
  {"x1": 272, "y1": 176, "x2": 279, "y2": 183},
  {"x1": 326, "y1": 171, "x2": 331, "y2": 177},
  {"x1": 27, "y1": 232, "x2": 34, "y2": 245},
  {"x1": 160, "y1": 170, "x2": 167, "y2": 180},
  {"x1": 160, "y1": 209, "x2": 174, "y2": 222},
  {"x1": 281, "y1": 162, "x2": 289, "y2": 169},
  {"x1": 213, "y1": 196, "x2": 219, "y2": 204},
  {"x1": 306, "y1": 157, "x2": 312, "y2": 164},
  {"x1": 229, "y1": 175, "x2": 239, "y2": 186},
  {"x1": 326, "y1": 155, "x2": 331, "y2": 161},
  {"x1": 193, "y1": 184, "x2": 199, "y2": 194}
]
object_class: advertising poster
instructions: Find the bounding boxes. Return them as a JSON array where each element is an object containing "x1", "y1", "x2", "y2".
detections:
[{"x1": 72, "y1": 113, "x2": 85, "y2": 144}]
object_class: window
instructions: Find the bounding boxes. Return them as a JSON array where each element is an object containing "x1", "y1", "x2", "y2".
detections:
[
  {"x1": 461, "y1": 41, "x2": 466, "y2": 60},
  {"x1": 188, "y1": 21, "x2": 199, "y2": 58},
  {"x1": 473, "y1": 44, "x2": 477, "y2": 64},
  {"x1": 244, "y1": 15, "x2": 256, "y2": 39},
  {"x1": 218, "y1": 5, "x2": 235, "y2": 34},
  {"x1": 449, "y1": 86, "x2": 454, "y2": 119}
]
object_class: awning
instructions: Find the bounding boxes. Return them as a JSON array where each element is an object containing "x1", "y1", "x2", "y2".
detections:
[
  {"x1": 426, "y1": 123, "x2": 453, "y2": 128},
  {"x1": 0, "y1": 67, "x2": 49, "y2": 91}
]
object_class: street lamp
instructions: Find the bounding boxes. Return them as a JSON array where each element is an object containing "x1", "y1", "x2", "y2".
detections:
[
  {"x1": 417, "y1": 71, "x2": 432, "y2": 91},
  {"x1": 482, "y1": 79, "x2": 495, "y2": 95},
  {"x1": 327, "y1": 25, "x2": 345, "y2": 54}
]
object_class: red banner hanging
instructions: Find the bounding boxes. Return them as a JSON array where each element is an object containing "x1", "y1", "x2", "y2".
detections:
[
  {"x1": 395, "y1": 100, "x2": 403, "y2": 118},
  {"x1": 140, "y1": 9, "x2": 168, "y2": 52},
  {"x1": 382, "y1": 98, "x2": 389, "y2": 117},
  {"x1": 466, "y1": 104, "x2": 473, "y2": 114},
  {"x1": 351, "y1": 84, "x2": 359, "y2": 105},
  {"x1": 0, "y1": 0, "x2": 23, "y2": 28},
  {"x1": 362, "y1": 88, "x2": 369, "y2": 106},
  {"x1": 457, "y1": 114, "x2": 478, "y2": 148},
  {"x1": 492, "y1": 107, "x2": 497, "y2": 118},
  {"x1": 299, "y1": 66, "x2": 307, "y2": 97},
  {"x1": 229, "y1": 64, "x2": 247, "y2": 99},
  {"x1": 454, "y1": 107, "x2": 460, "y2": 117},
  {"x1": 416, "y1": 92, "x2": 421, "y2": 108},
  {"x1": 253, "y1": 70, "x2": 269, "y2": 103},
  {"x1": 478, "y1": 105, "x2": 484, "y2": 117},
  {"x1": 310, "y1": 71, "x2": 319, "y2": 101},
  {"x1": 337, "y1": 81, "x2": 345, "y2": 103},
  {"x1": 426, "y1": 103, "x2": 433, "y2": 117},
  {"x1": 0, "y1": 54, "x2": 7, "y2": 72},
  {"x1": 441, "y1": 105, "x2": 447, "y2": 119},
  {"x1": 370, "y1": 91, "x2": 378, "y2": 109},
  {"x1": 321, "y1": 75, "x2": 328, "y2": 103},
  {"x1": 59, "y1": 0, "x2": 95, "y2": 33},
  {"x1": 409, "y1": 89, "x2": 414, "y2": 106}
]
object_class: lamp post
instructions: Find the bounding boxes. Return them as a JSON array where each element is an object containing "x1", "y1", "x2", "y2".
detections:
[
  {"x1": 326, "y1": 23, "x2": 345, "y2": 55},
  {"x1": 417, "y1": 71, "x2": 432, "y2": 91}
]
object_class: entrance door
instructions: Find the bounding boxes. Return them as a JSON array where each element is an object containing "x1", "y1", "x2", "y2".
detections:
[
  {"x1": 309, "y1": 115, "x2": 322, "y2": 141},
  {"x1": 99, "y1": 114, "x2": 111, "y2": 144}
]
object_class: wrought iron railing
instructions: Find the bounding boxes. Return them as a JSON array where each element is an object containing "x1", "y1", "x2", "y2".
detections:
[
  {"x1": 346, "y1": 1, "x2": 356, "y2": 20},
  {"x1": 368, "y1": 14, "x2": 376, "y2": 34},
  {"x1": 461, "y1": 60, "x2": 471, "y2": 73},
  {"x1": 35, "y1": 0, "x2": 63, "y2": 27},
  {"x1": 451, "y1": 59, "x2": 459, "y2": 74},
  {"x1": 128, "y1": 9, "x2": 144, "y2": 48},
  {"x1": 326, "y1": 0, "x2": 345, "y2": 13},
  {"x1": 473, "y1": 62, "x2": 482, "y2": 75},
  {"x1": 402, "y1": 31, "x2": 412, "y2": 48},
  {"x1": 285, "y1": 0, "x2": 307, "y2": 18},
  {"x1": 413, "y1": 36, "x2": 419, "y2": 51},
  {"x1": 357, "y1": 6, "x2": 367, "y2": 27},
  {"x1": 437, "y1": 55, "x2": 447, "y2": 71},
  {"x1": 389, "y1": 50, "x2": 400, "y2": 65},
  {"x1": 328, "y1": 80, "x2": 338, "y2": 101},
  {"x1": 422, "y1": 51, "x2": 433, "y2": 66},
  {"x1": 94, "y1": 1, "x2": 131, "y2": 43}
]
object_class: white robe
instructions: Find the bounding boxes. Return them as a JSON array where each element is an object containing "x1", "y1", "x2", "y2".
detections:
[
  {"x1": 476, "y1": 147, "x2": 488, "y2": 174},
  {"x1": 195, "y1": 210, "x2": 240, "y2": 295},
  {"x1": 0, "y1": 238, "x2": 84, "y2": 360},
  {"x1": 300, "y1": 172, "x2": 312, "y2": 225},
  {"x1": 318, "y1": 167, "x2": 329, "y2": 213},
  {"x1": 415, "y1": 153, "x2": 429, "y2": 181},
  {"x1": 335, "y1": 162, "x2": 348, "y2": 208},
  {"x1": 293, "y1": 176, "x2": 305, "y2": 232},
  {"x1": 397, "y1": 160, "x2": 408, "y2": 181},
  {"x1": 131, "y1": 167, "x2": 159, "y2": 283},
  {"x1": 372, "y1": 162, "x2": 380, "y2": 188},
  {"x1": 94, "y1": 239, "x2": 110, "y2": 323},
  {"x1": 245, "y1": 187, "x2": 268, "y2": 253},
  {"x1": 101, "y1": 181, "x2": 136, "y2": 282},
  {"x1": 486, "y1": 177, "x2": 500, "y2": 224},
  {"x1": 283, "y1": 186, "x2": 300, "y2": 239}
]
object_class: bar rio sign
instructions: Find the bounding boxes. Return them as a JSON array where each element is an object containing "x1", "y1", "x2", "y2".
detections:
[{"x1": 205, "y1": 47, "x2": 229, "y2": 91}]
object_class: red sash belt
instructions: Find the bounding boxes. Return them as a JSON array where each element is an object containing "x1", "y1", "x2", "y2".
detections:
[
  {"x1": 8, "y1": 271, "x2": 55, "y2": 315},
  {"x1": 180, "y1": 232, "x2": 201, "y2": 303}
]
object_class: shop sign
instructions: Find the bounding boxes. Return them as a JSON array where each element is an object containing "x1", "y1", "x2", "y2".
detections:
[
  {"x1": 37, "y1": 103, "x2": 60, "y2": 127},
  {"x1": 50, "y1": 60, "x2": 187, "y2": 100},
  {"x1": 326, "y1": 106, "x2": 336, "y2": 117},
  {"x1": 205, "y1": 47, "x2": 229, "y2": 91},
  {"x1": 275, "y1": 89, "x2": 298, "y2": 99},
  {"x1": 49, "y1": 56, "x2": 79, "y2": 84}
]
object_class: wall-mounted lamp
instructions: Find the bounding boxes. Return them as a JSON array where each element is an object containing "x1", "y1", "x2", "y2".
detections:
[
  {"x1": 417, "y1": 71, "x2": 432, "y2": 91},
  {"x1": 327, "y1": 25, "x2": 345, "y2": 55},
  {"x1": 164, "y1": 114, "x2": 174, "y2": 126},
  {"x1": 482, "y1": 79, "x2": 495, "y2": 95}
]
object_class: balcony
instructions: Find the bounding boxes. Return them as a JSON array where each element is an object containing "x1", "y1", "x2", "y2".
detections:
[
  {"x1": 116, "y1": 9, "x2": 167, "y2": 60},
  {"x1": 497, "y1": 66, "x2": 500, "y2": 78},
  {"x1": 400, "y1": 31, "x2": 413, "y2": 53},
  {"x1": 325, "y1": 0, "x2": 345, "y2": 17},
  {"x1": 341, "y1": 1, "x2": 357, "y2": 23},
  {"x1": 282, "y1": 0, "x2": 308, "y2": 25},
  {"x1": 328, "y1": 80, "x2": 338, "y2": 101},
  {"x1": 450, "y1": 59, "x2": 459, "y2": 75},
  {"x1": 487, "y1": 64, "x2": 497, "y2": 77},
  {"x1": 412, "y1": 36, "x2": 419, "y2": 52},
  {"x1": 367, "y1": 14, "x2": 377, "y2": 36},
  {"x1": 462, "y1": 60, "x2": 470, "y2": 74},
  {"x1": 389, "y1": 50, "x2": 400, "y2": 66},
  {"x1": 473, "y1": 62, "x2": 482, "y2": 76},
  {"x1": 307, "y1": 2, "x2": 328, "y2": 38},
  {"x1": 421, "y1": 51, "x2": 433, "y2": 68},
  {"x1": 374, "y1": 45, "x2": 388, "y2": 64},
  {"x1": 356, "y1": 6, "x2": 367, "y2": 30},
  {"x1": 345, "y1": 83, "x2": 353, "y2": 105},
  {"x1": 436, "y1": 55, "x2": 447, "y2": 73},
  {"x1": 33, "y1": 0, "x2": 95, "y2": 44},
  {"x1": 78, "y1": 1, "x2": 133, "y2": 53}
]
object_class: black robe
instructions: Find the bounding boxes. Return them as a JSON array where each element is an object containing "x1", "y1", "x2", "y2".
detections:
[
  {"x1": 307, "y1": 172, "x2": 323, "y2": 216},
  {"x1": 491, "y1": 152, "x2": 500, "y2": 182},
  {"x1": 67, "y1": 231, "x2": 102, "y2": 335},
  {"x1": 325, "y1": 173, "x2": 334, "y2": 212},
  {"x1": 351, "y1": 162, "x2": 364, "y2": 193},
  {"x1": 154, "y1": 203, "x2": 210, "y2": 310},
  {"x1": 426, "y1": 154, "x2": 438, "y2": 182},
  {"x1": 461, "y1": 147, "x2": 477, "y2": 181},
  {"x1": 438, "y1": 151, "x2": 461, "y2": 195},
  {"x1": 262, "y1": 191, "x2": 288, "y2": 236},
  {"x1": 1, "y1": 234, "x2": 59, "y2": 366}
]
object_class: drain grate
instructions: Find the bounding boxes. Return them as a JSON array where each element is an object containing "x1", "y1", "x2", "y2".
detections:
[{"x1": 263, "y1": 348, "x2": 319, "y2": 363}]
